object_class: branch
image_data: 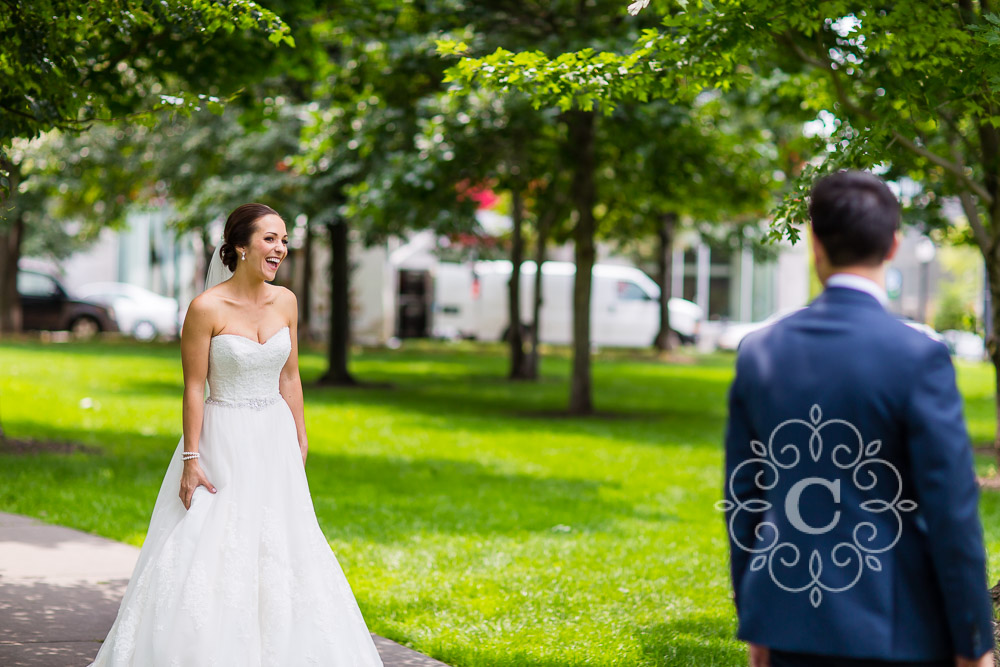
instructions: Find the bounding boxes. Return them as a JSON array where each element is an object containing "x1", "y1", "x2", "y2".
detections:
[
  {"x1": 780, "y1": 33, "x2": 827, "y2": 70},
  {"x1": 0, "y1": 103, "x2": 91, "y2": 132},
  {"x1": 959, "y1": 190, "x2": 990, "y2": 252},
  {"x1": 947, "y1": 131, "x2": 992, "y2": 251},
  {"x1": 940, "y1": 108, "x2": 979, "y2": 158},
  {"x1": 888, "y1": 131, "x2": 993, "y2": 204},
  {"x1": 781, "y1": 32, "x2": 995, "y2": 205}
]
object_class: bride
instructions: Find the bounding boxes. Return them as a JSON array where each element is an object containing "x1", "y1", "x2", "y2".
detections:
[{"x1": 90, "y1": 204, "x2": 384, "y2": 666}]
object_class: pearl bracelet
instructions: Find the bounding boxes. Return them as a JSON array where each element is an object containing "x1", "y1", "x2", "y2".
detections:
[{"x1": 181, "y1": 452, "x2": 200, "y2": 461}]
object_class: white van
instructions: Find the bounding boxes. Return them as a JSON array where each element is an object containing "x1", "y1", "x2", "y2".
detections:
[{"x1": 432, "y1": 260, "x2": 702, "y2": 348}]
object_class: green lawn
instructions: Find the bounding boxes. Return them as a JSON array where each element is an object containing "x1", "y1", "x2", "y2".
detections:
[{"x1": 1, "y1": 339, "x2": 997, "y2": 667}]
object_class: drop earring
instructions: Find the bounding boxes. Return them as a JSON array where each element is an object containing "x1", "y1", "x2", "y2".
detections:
[{"x1": 241, "y1": 250, "x2": 246, "y2": 261}]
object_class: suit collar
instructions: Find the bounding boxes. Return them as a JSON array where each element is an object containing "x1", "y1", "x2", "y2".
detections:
[
  {"x1": 814, "y1": 285, "x2": 887, "y2": 311},
  {"x1": 826, "y1": 273, "x2": 889, "y2": 307}
]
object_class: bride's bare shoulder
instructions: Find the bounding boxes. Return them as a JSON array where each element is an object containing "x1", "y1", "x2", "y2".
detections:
[
  {"x1": 189, "y1": 287, "x2": 224, "y2": 311},
  {"x1": 269, "y1": 285, "x2": 298, "y2": 320},
  {"x1": 270, "y1": 284, "x2": 296, "y2": 303},
  {"x1": 197, "y1": 283, "x2": 233, "y2": 303},
  {"x1": 184, "y1": 290, "x2": 226, "y2": 334}
]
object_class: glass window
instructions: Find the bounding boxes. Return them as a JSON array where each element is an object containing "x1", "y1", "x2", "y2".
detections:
[
  {"x1": 17, "y1": 272, "x2": 60, "y2": 298},
  {"x1": 617, "y1": 281, "x2": 650, "y2": 301}
]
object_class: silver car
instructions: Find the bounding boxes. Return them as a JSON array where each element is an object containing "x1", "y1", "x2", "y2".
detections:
[{"x1": 74, "y1": 282, "x2": 180, "y2": 341}]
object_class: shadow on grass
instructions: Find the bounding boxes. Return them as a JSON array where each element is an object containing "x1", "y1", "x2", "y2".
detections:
[
  {"x1": 0, "y1": 422, "x2": 675, "y2": 544},
  {"x1": 637, "y1": 614, "x2": 743, "y2": 667},
  {"x1": 306, "y1": 450, "x2": 680, "y2": 542},
  {"x1": 0, "y1": 421, "x2": 171, "y2": 457},
  {"x1": 2, "y1": 339, "x2": 735, "y2": 448},
  {"x1": 382, "y1": 612, "x2": 743, "y2": 667},
  {"x1": 73, "y1": 359, "x2": 731, "y2": 449},
  {"x1": 302, "y1": 379, "x2": 730, "y2": 449},
  {"x1": 0, "y1": 338, "x2": 180, "y2": 359}
]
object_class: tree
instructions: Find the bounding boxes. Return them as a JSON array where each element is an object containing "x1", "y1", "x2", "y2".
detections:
[
  {"x1": 599, "y1": 87, "x2": 807, "y2": 351},
  {"x1": 301, "y1": 6, "x2": 470, "y2": 385},
  {"x1": 304, "y1": 0, "x2": 669, "y2": 400},
  {"x1": 436, "y1": 1, "x2": 664, "y2": 414},
  {"x1": 0, "y1": 0, "x2": 293, "y2": 334},
  {"x1": 0, "y1": 0, "x2": 291, "y2": 147},
  {"x1": 385, "y1": 88, "x2": 570, "y2": 379},
  {"x1": 442, "y1": 2, "x2": 1000, "y2": 456}
]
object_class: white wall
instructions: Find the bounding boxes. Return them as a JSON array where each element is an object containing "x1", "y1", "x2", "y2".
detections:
[{"x1": 775, "y1": 238, "x2": 811, "y2": 313}]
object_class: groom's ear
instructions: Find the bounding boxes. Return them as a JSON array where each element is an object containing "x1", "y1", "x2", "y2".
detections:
[
  {"x1": 811, "y1": 231, "x2": 828, "y2": 268},
  {"x1": 884, "y1": 232, "x2": 902, "y2": 262}
]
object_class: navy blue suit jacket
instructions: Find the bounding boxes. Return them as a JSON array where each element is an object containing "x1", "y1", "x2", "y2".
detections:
[{"x1": 724, "y1": 286, "x2": 994, "y2": 661}]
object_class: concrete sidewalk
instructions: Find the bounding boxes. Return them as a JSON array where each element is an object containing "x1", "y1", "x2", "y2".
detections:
[{"x1": 0, "y1": 512, "x2": 447, "y2": 667}]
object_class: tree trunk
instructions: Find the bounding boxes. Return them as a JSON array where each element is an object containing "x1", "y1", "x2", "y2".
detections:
[
  {"x1": 0, "y1": 215, "x2": 24, "y2": 336},
  {"x1": 0, "y1": 160, "x2": 23, "y2": 336},
  {"x1": 654, "y1": 212, "x2": 677, "y2": 352},
  {"x1": 567, "y1": 110, "x2": 597, "y2": 415},
  {"x1": 526, "y1": 208, "x2": 552, "y2": 380},
  {"x1": 301, "y1": 221, "x2": 314, "y2": 341},
  {"x1": 985, "y1": 241, "x2": 1000, "y2": 469},
  {"x1": 508, "y1": 187, "x2": 530, "y2": 379},
  {"x1": 319, "y1": 220, "x2": 356, "y2": 386}
]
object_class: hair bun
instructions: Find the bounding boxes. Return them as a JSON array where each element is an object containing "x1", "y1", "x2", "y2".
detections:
[{"x1": 219, "y1": 241, "x2": 238, "y2": 272}]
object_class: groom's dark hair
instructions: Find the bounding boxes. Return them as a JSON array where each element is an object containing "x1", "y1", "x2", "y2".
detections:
[{"x1": 808, "y1": 170, "x2": 899, "y2": 267}]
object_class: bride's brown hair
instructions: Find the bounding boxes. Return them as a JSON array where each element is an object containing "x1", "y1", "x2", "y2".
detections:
[{"x1": 219, "y1": 203, "x2": 282, "y2": 271}]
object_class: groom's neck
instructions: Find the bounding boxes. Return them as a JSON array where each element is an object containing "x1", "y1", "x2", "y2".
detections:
[{"x1": 821, "y1": 265, "x2": 886, "y2": 290}]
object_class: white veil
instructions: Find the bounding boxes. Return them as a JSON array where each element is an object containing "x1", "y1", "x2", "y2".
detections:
[
  {"x1": 202, "y1": 241, "x2": 233, "y2": 400},
  {"x1": 204, "y1": 241, "x2": 233, "y2": 292}
]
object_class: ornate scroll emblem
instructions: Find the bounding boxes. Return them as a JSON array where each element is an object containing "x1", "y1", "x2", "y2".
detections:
[{"x1": 717, "y1": 404, "x2": 918, "y2": 607}]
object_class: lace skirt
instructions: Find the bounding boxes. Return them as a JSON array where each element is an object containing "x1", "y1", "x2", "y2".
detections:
[{"x1": 89, "y1": 398, "x2": 383, "y2": 667}]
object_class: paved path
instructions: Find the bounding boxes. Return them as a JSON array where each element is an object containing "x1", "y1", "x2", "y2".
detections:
[{"x1": 0, "y1": 513, "x2": 447, "y2": 666}]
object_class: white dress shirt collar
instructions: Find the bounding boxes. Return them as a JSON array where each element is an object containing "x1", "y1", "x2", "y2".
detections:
[{"x1": 826, "y1": 273, "x2": 889, "y2": 307}]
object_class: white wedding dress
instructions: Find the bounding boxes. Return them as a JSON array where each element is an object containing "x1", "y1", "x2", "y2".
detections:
[{"x1": 90, "y1": 326, "x2": 384, "y2": 666}]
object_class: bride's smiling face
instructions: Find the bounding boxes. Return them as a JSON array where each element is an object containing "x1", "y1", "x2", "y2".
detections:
[{"x1": 239, "y1": 214, "x2": 288, "y2": 280}]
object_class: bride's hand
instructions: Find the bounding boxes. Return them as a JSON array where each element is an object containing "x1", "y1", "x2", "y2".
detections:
[{"x1": 179, "y1": 461, "x2": 217, "y2": 510}]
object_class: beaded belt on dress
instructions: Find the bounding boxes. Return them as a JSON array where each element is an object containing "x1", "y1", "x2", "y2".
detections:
[{"x1": 204, "y1": 395, "x2": 283, "y2": 410}]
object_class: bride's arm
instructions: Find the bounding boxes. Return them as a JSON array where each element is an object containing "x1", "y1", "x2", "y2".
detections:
[
  {"x1": 278, "y1": 289, "x2": 309, "y2": 465},
  {"x1": 178, "y1": 296, "x2": 217, "y2": 508}
]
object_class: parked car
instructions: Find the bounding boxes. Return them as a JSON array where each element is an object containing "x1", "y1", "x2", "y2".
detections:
[
  {"x1": 940, "y1": 329, "x2": 986, "y2": 361},
  {"x1": 716, "y1": 308, "x2": 802, "y2": 351},
  {"x1": 897, "y1": 317, "x2": 945, "y2": 343},
  {"x1": 74, "y1": 282, "x2": 180, "y2": 341},
  {"x1": 17, "y1": 269, "x2": 118, "y2": 338}
]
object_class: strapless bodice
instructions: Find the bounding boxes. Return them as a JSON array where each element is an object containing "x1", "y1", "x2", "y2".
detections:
[{"x1": 206, "y1": 327, "x2": 291, "y2": 407}]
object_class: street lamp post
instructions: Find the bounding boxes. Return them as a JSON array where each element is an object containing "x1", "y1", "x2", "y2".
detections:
[{"x1": 914, "y1": 237, "x2": 936, "y2": 325}]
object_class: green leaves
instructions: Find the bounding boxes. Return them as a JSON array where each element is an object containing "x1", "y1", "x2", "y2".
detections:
[
  {"x1": 180, "y1": 0, "x2": 295, "y2": 46},
  {"x1": 437, "y1": 0, "x2": 1000, "y2": 250},
  {"x1": 435, "y1": 39, "x2": 470, "y2": 57},
  {"x1": 0, "y1": 0, "x2": 292, "y2": 145},
  {"x1": 0, "y1": 0, "x2": 294, "y2": 203}
]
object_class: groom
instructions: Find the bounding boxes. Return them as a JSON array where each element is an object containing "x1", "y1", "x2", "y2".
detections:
[{"x1": 723, "y1": 171, "x2": 994, "y2": 667}]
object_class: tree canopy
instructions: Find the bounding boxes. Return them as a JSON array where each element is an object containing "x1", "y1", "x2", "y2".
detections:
[
  {"x1": 0, "y1": 0, "x2": 294, "y2": 333},
  {"x1": 1, "y1": 0, "x2": 292, "y2": 139},
  {"x1": 441, "y1": 0, "x2": 1000, "y2": 450}
]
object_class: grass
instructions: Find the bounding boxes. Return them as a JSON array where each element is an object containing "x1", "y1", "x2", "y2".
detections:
[{"x1": 0, "y1": 338, "x2": 997, "y2": 667}]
